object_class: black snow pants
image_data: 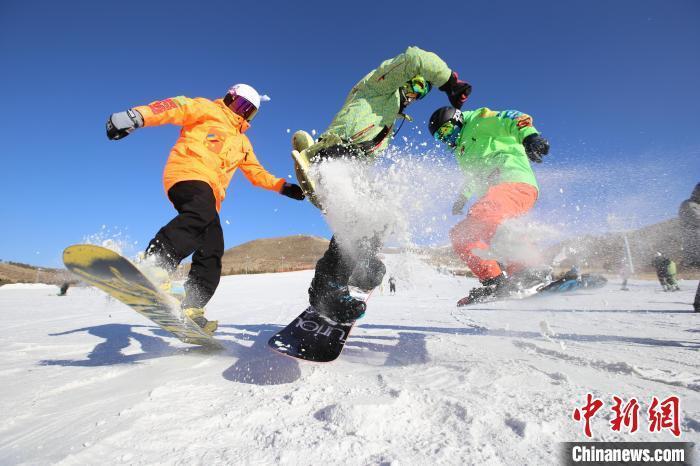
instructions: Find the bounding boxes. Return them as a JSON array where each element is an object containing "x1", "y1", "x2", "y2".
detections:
[
  {"x1": 146, "y1": 181, "x2": 224, "y2": 308},
  {"x1": 312, "y1": 234, "x2": 386, "y2": 293},
  {"x1": 309, "y1": 142, "x2": 387, "y2": 296}
]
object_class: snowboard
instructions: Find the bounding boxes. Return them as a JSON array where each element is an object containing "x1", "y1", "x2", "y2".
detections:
[
  {"x1": 63, "y1": 244, "x2": 222, "y2": 349},
  {"x1": 267, "y1": 307, "x2": 356, "y2": 362},
  {"x1": 268, "y1": 286, "x2": 371, "y2": 362},
  {"x1": 291, "y1": 130, "x2": 323, "y2": 209},
  {"x1": 537, "y1": 273, "x2": 608, "y2": 293},
  {"x1": 458, "y1": 273, "x2": 608, "y2": 306}
]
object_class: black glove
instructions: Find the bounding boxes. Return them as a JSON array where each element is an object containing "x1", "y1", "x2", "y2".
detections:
[
  {"x1": 280, "y1": 182, "x2": 305, "y2": 200},
  {"x1": 452, "y1": 195, "x2": 468, "y2": 215},
  {"x1": 523, "y1": 134, "x2": 550, "y2": 163},
  {"x1": 439, "y1": 72, "x2": 472, "y2": 109},
  {"x1": 106, "y1": 109, "x2": 144, "y2": 140}
]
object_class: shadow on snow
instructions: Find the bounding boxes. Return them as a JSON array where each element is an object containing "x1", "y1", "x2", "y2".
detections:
[
  {"x1": 38, "y1": 309, "x2": 698, "y2": 385},
  {"x1": 37, "y1": 321, "x2": 302, "y2": 386},
  {"x1": 40, "y1": 324, "x2": 181, "y2": 366},
  {"x1": 218, "y1": 324, "x2": 301, "y2": 386}
]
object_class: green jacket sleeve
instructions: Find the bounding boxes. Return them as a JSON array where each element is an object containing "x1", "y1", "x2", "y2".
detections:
[
  {"x1": 364, "y1": 46, "x2": 452, "y2": 96},
  {"x1": 471, "y1": 109, "x2": 539, "y2": 143}
]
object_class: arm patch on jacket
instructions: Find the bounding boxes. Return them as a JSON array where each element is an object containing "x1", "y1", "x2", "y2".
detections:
[
  {"x1": 498, "y1": 110, "x2": 533, "y2": 128},
  {"x1": 149, "y1": 98, "x2": 178, "y2": 115},
  {"x1": 148, "y1": 97, "x2": 187, "y2": 115}
]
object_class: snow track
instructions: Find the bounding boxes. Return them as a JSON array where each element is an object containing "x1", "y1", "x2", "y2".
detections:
[{"x1": 0, "y1": 262, "x2": 698, "y2": 464}]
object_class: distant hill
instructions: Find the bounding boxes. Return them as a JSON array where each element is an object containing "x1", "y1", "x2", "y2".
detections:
[
  {"x1": 381, "y1": 217, "x2": 695, "y2": 277},
  {"x1": 1, "y1": 236, "x2": 331, "y2": 285},
  {"x1": 0, "y1": 261, "x2": 70, "y2": 286},
  {"x1": 218, "y1": 235, "x2": 330, "y2": 275},
  {"x1": 542, "y1": 218, "x2": 691, "y2": 274}
]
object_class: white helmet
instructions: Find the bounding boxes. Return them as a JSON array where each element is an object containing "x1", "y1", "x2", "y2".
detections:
[{"x1": 225, "y1": 83, "x2": 270, "y2": 122}]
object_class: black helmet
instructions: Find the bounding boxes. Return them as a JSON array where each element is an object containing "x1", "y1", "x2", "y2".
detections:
[{"x1": 428, "y1": 106, "x2": 463, "y2": 136}]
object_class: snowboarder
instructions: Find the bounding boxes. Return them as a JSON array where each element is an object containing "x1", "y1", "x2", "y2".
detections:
[
  {"x1": 58, "y1": 282, "x2": 70, "y2": 296},
  {"x1": 652, "y1": 252, "x2": 679, "y2": 292},
  {"x1": 428, "y1": 106, "x2": 550, "y2": 305},
  {"x1": 295, "y1": 46, "x2": 471, "y2": 322},
  {"x1": 388, "y1": 276, "x2": 397, "y2": 295},
  {"x1": 666, "y1": 258, "x2": 680, "y2": 291},
  {"x1": 679, "y1": 183, "x2": 700, "y2": 311},
  {"x1": 105, "y1": 84, "x2": 305, "y2": 334}
]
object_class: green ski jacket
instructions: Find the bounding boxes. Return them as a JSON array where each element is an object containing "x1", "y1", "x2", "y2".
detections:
[
  {"x1": 667, "y1": 260, "x2": 677, "y2": 276},
  {"x1": 451, "y1": 108, "x2": 540, "y2": 199},
  {"x1": 321, "y1": 46, "x2": 452, "y2": 156}
]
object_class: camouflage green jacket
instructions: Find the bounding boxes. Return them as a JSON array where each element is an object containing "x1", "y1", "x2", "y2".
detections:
[{"x1": 320, "y1": 46, "x2": 452, "y2": 157}]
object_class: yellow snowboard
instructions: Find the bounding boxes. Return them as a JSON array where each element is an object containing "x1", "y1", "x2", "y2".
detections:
[
  {"x1": 63, "y1": 244, "x2": 222, "y2": 348},
  {"x1": 291, "y1": 130, "x2": 323, "y2": 209}
]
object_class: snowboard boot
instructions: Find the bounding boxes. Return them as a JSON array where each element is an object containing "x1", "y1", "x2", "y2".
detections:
[
  {"x1": 183, "y1": 307, "x2": 218, "y2": 335},
  {"x1": 457, "y1": 273, "x2": 511, "y2": 306},
  {"x1": 309, "y1": 278, "x2": 366, "y2": 323}
]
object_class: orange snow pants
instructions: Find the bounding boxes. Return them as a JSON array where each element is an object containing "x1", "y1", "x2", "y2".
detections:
[{"x1": 450, "y1": 182, "x2": 538, "y2": 282}]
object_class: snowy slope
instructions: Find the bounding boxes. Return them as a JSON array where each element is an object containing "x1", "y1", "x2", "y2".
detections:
[{"x1": 1, "y1": 255, "x2": 698, "y2": 465}]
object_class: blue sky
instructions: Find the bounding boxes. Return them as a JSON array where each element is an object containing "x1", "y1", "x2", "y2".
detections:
[{"x1": 1, "y1": 0, "x2": 698, "y2": 267}]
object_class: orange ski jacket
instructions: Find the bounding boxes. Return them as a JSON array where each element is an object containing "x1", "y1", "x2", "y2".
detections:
[{"x1": 134, "y1": 96, "x2": 285, "y2": 211}]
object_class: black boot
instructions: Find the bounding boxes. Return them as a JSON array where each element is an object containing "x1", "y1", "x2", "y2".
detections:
[
  {"x1": 309, "y1": 278, "x2": 366, "y2": 323},
  {"x1": 457, "y1": 273, "x2": 509, "y2": 306},
  {"x1": 348, "y1": 256, "x2": 386, "y2": 292}
]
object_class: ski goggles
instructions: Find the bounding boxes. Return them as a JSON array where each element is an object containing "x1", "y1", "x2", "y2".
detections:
[
  {"x1": 403, "y1": 76, "x2": 432, "y2": 100},
  {"x1": 227, "y1": 95, "x2": 258, "y2": 121},
  {"x1": 433, "y1": 121, "x2": 460, "y2": 146}
]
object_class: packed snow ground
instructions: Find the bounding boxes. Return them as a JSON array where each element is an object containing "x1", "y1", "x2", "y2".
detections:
[{"x1": 1, "y1": 256, "x2": 699, "y2": 465}]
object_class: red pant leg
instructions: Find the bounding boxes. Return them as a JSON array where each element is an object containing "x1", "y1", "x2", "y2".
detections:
[{"x1": 450, "y1": 183, "x2": 538, "y2": 282}]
